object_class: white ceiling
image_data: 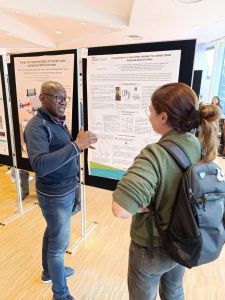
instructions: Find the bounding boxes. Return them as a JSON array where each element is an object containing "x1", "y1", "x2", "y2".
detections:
[{"x1": 0, "y1": 0, "x2": 224, "y2": 54}]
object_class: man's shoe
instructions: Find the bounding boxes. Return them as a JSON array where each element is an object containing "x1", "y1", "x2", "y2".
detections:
[{"x1": 41, "y1": 266, "x2": 75, "y2": 284}]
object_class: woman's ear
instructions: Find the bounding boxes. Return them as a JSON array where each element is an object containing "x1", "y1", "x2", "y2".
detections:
[{"x1": 160, "y1": 111, "x2": 168, "y2": 124}]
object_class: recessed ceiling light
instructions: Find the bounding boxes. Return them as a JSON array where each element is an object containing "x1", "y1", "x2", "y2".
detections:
[
  {"x1": 81, "y1": 22, "x2": 87, "y2": 26},
  {"x1": 55, "y1": 30, "x2": 62, "y2": 34},
  {"x1": 125, "y1": 35, "x2": 143, "y2": 41},
  {"x1": 176, "y1": 0, "x2": 203, "y2": 3}
]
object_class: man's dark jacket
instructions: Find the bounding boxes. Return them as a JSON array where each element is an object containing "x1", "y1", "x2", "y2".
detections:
[{"x1": 24, "y1": 108, "x2": 80, "y2": 196}]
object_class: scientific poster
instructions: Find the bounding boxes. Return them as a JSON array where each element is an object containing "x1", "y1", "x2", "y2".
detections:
[
  {"x1": 0, "y1": 73, "x2": 9, "y2": 155},
  {"x1": 14, "y1": 54, "x2": 75, "y2": 158},
  {"x1": 87, "y1": 50, "x2": 181, "y2": 180}
]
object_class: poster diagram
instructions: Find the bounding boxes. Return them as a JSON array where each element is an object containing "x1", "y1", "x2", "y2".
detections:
[
  {"x1": 0, "y1": 73, "x2": 9, "y2": 156},
  {"x1": 14, "y1": 54, "x2": 75, "y2": 158},
  {"x1": 87, "y1": 50, "x2": 181, "y2": 180}
]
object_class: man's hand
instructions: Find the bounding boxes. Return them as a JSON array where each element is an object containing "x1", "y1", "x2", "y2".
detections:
[{"x1": 74, "y1": 127, "x2": 98, "y2": 150}]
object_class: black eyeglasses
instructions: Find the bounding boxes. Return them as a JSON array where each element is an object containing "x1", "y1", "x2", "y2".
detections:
[{"x1": 43, "y1": 92, "x2": 71, "y2": 104}]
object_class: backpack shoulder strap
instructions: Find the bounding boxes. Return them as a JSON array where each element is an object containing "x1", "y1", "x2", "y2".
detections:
[
  {"x1": 158, "y1": 140, "x2": 192, "y2": 171},
  {"x1": 148, "y1": 140, "x2": 192, "y2": 252}
]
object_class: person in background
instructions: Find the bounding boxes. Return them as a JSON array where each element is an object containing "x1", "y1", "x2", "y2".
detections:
[
  {"x1": 211, "y1": 95, "x2": 222, "y2": 109},
  {"x1": 211, "y1": 96, "x2": 224, "y2": 156},
  {"x1": 24, "y1": 81, "x2": 97, "y2": 300},
  {"x1": 112, "y1": 83, "x2": 220, "y2": 300}
]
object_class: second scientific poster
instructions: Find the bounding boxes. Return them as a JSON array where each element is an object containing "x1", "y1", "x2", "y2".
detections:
[
  {"x1": 13, "y1": 53, "x2": 75, "y2": 159},
  {"x1": 9, "y1": 50, "x2": 78, "y2": 170}
]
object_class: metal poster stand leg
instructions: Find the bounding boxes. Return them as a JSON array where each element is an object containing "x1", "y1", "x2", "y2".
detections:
[
  {"x1": 0, "y1": 54, "x2": 37, "y2": 226},
  {"x1": 66, "y1": 49, "x2": 97, "y2": 254},
  {"x1": 80, "y1": 169, "x2": 98, "y2": 239},
  {"x1": 0, "y1": 168, "x2": 38, "y2": 226},
  {"x1": 66, "y1": 162, "x2": 98, "y2": 255}
]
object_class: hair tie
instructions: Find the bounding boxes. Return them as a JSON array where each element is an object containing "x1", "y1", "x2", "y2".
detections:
[{"x1": 189, "y1": 109, "x2": 200, "y2": 130}]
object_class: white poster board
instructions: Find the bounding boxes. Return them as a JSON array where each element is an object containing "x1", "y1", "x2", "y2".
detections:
[
  {"x1": 14, "y1": 54, "x2": 75, "y2": 158},
  {"x1": 87, "y1": 50, "x2": 181, "y2": 180}
]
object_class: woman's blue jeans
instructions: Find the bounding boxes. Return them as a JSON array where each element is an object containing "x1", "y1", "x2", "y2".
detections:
[
  {"x1": 128, "y1": 241, "x2": 185, "y2": 300},
  {"x1": 37, "y1": 190, "x2": 75, "y2": 300}
]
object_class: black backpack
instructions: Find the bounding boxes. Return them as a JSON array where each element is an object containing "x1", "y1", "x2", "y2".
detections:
[{"x1": 150, "y1": 140, "x2": 225, "y2": 268}]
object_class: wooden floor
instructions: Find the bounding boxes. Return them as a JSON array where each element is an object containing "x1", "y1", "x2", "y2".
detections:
[
  {"x1": 0, "y1": 160, "x2": 225, "y2": 300},
  {"x1": 0, "y1": 166, "x2": 37, "y2": 222}
]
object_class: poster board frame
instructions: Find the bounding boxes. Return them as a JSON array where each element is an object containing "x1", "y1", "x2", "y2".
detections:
[
  {"x1": 192, "y1": 70, "x2": 203, "y2": 98},
  {"x1": 8, "y1": 49, "x2": 79, "y2": 171},
  {"x1": 83, "y1": 39, "x2": 196, "y2": 190},
  {"x1": 0, "y1": 56, "x2": 13, "y2": 166}
]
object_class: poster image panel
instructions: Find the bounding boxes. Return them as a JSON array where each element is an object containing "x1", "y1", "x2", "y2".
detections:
[
  {"x1": 9, "y1": 50, "x2": 78, "y2": 171},
  {"x1": 84, "y1": 40, "x2": 196, "y2": 190},
  {"x1": 0, "y1": 56, "x2": 13, "y2": 166}
]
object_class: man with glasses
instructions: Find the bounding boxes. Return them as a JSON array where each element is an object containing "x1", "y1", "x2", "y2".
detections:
[{"x1": 24, "y1": 81, "x2": 97, "y2": 300}]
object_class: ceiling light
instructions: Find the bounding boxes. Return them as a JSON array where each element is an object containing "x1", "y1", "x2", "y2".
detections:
[
  {"x1": 55, "y1": 30, "x2": 62, "y2": 34},
  {"x1": 176, "y1": 0, "x2": 203, "y2": 3},
  {"x1": 81, "y1": 22, "x2": 87, "y2": 26},
  {"x1": 125, "y1": 35, "x2": 143, "y2": 41},
  {"x1": 16, "y1": 10, "x2": 20, "y2": 14}
]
